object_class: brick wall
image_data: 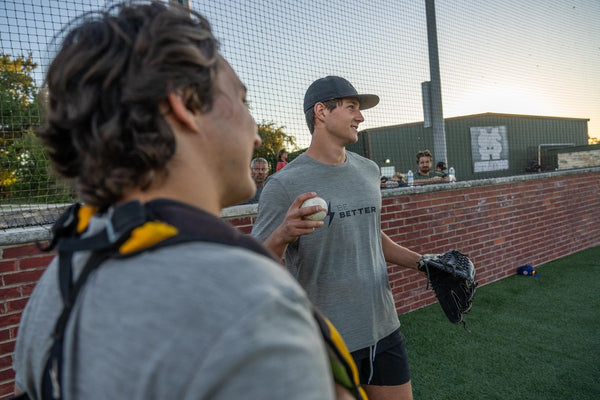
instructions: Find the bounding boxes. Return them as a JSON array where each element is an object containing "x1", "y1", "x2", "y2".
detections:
[
  {"x1": 227, "y1": 170, "x2": 600, "y2": 314},
  {"x1": 1, "y1": 169, "x2": 599, "y2": 398},
  {"x1": 380, "y1": 171, "x2": 600, "y2": 314},
  {"x1": 0, "y1": 243, "x2": 52, "y2": 398}
]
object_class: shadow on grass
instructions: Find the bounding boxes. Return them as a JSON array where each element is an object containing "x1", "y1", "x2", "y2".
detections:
[{"x1": 400, "y1": 246, "x2": 600, "y2": 400}]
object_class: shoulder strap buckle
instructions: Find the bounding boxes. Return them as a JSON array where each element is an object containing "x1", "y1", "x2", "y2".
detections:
[{"x1": 38, "y1": 203, "x2": 82, "y2": 252}]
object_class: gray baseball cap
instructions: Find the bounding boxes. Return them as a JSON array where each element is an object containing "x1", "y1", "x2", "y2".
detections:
[{"x1": 303, "y1": 76, "x2": 380, "y2": 113}]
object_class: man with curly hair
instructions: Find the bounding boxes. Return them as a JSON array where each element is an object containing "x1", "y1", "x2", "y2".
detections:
[
  {"x1": 413, "y1": 149, "x2": 450, "y2": 185},
  {"x1": 12, "y1": 2, "x2": 345, "y2": 399}
]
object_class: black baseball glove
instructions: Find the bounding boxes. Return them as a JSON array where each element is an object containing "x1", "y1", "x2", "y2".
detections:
[{"x1": 417, "y1": 250, "x2": 477, "y2": 328}]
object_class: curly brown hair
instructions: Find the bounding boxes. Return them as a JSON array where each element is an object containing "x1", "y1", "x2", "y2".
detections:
[
  {"x1": 416, "y1": 149, "x2": 434, "y2": 163},
  {"x1": 37, "y1": 1, "x2": 219, "y2": 210}
]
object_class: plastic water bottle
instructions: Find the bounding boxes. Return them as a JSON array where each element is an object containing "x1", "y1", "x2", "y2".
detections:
[
  {"x1": 449, "y1": 167, "x2": 455, "y2": 182},
  {"x1": 407, "y1": 170, "x2": 414, "y2": 187}
]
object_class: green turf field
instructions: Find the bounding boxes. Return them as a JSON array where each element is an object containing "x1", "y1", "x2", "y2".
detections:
[{"x1": 400, "y1": 246, "x2": 600, "y2": 400}]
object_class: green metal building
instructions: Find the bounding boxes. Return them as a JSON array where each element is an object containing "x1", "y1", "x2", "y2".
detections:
[{"x1": 348, "y1": 113, "x2": 590, "y2": 181}]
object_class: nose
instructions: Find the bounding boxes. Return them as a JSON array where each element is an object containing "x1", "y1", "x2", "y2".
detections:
[{"x1": 356, "y1": 110, "x2": 364, "y2": 123}]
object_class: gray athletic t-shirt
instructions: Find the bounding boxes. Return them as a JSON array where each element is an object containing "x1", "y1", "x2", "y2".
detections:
[
  {"x1": 252, "y1": 152, "x2": 400, "y2": 352},
  {"x1": 14, "y1": 215, "x2": 334, "y2": 400}
]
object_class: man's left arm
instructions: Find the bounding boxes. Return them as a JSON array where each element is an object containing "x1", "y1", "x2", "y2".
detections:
[{"x1": 380, "y1": 231, "x2": 421, "y2": 270}]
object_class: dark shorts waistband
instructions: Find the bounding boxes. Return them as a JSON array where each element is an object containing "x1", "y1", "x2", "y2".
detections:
[{"x1": 350, "y1": 327, "x2": 403, "y2": 361}]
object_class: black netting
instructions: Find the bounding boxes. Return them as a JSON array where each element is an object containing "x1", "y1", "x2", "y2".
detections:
[{"x1": 1, "y1": 0, "x2": 598, "y2": 229}]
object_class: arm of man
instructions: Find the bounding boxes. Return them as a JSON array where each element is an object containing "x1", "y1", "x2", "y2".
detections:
[
  {"x1": 380, "y1": 230, "x2": 421, "y2": 270},
  {"x1": 414, "y1": 175, "x2": 445, "y2": 185}
]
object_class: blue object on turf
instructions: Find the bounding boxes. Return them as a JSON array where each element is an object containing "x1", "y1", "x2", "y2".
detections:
[{"x1": 517, "y1": 264, "x2": 540, "y2": 277}]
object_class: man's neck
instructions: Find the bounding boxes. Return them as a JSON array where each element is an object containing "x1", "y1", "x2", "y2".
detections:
[
  {"x1": 305, "y1": 130, "x2": 347, "y2": 165},
  {"x1": 417, "y1": 171, "x2": 430, "y2": 177},
  {"x1": 120, "y1": 167, "x2": 224, "y2": 217}
]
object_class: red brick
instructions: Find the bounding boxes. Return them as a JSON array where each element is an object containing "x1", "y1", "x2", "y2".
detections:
[
  {"x1": 0, "y1": 262, "x2": 17, "y2": 275},
  {"x1": 0, "y1": 356, "x2": 12, "y2": 370},
  {"x1": 0, "y1": 381, "x2": 14, "y2": 398},
  {"x1": 0, "y1": 368, "x2": 14, "y2": 383},
  {"x1": 236, "y1": 226, "x2": 252, "y2": 234},
  {"x1": 2, "y1": 270, "x2": 44, "y2": 286},
  {"x1": 0, "y1": 340, "x2": 16, "y2": 356},
  {"x1": 5, "y1": 299, "x2": 29, "y2": 314},
  {"x1": 20, "y1": 284, "x2": 37, "y2": 297},
  {"x1": 0, "y1": 288, "x2": 21, "y2": 302},
  {"x1": 18, "y1": 255, "x2": 54, "y2": 270},
  {"x1": 0, "y1": 314, "x2": 21, "y2": 332},
  {"x1": 1, "y1": 244, "x2": 46, "y2": 260}
]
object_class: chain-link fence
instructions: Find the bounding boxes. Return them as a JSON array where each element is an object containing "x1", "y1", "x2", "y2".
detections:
[{"x1": 1, "y1": 0, "x2": 599, "y2": 229}]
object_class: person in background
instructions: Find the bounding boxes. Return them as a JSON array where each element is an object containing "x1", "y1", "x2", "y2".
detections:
[
  {"x1": 380, "y1": 176, "x2": 389, "y2": 188},
  {"x1": 413, "y1": 149, "x2": 449, "y2": 185},
  {"x1": 241, "y1": 157, "x2": 270, "y2": 204},
  {"x1": 11, "y1": 3, "x2": 344, "y2": 399},
  {"x1": 435, "y1": 161, "x2": 447, "y2": 176},
  {"x1": 391, "y1": 172, "x2": 407, "y2": 187},
  {"x1": 276, "y1": 148, "x2": 288, "y2": 171}
]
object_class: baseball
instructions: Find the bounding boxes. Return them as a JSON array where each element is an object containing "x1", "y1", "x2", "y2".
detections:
[{"x1": 301, "y1": 197, "x2": 328, "y2": 221}]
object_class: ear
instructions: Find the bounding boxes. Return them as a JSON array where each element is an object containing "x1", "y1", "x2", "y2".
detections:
[
  {"x1": 314, "y1": 102, "x2": 328, "y2": 123},
  {"x1": 166, "y1": 92, "x2": 198, "y2": 133}
]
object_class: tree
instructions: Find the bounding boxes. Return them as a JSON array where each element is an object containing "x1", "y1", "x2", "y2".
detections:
[
  {"x1": 253, "y1": 122, "x2": 297, "y2": 173},
  {"x1": 0, "y1": 53, "x2": 41, "y2": 139},
  {"x1": 0, "y1": 53, "x2": 71, "y2": 202},
  {"x1": 0, "y1": 131, "x2": 72, "y2": 202}
]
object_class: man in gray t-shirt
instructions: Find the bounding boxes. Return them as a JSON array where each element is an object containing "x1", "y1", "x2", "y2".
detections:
[
  {"x1": 252, "y1": 76, "x2": 425, "y2": 400},
  {"x1": 12, "y1": 4, "x2": 340, "y2": 399}
]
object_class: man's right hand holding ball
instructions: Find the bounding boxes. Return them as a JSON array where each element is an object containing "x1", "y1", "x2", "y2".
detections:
[{"x1": 263, "y1": 192, "x2": 326, "y2": 260}]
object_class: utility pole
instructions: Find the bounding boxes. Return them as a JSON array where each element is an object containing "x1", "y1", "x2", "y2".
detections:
[{"x1": 425, "y1": 0, "x2": 447, "y2": 165}]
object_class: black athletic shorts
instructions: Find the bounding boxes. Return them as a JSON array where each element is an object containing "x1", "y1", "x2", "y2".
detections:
[{"x1": 350, "y1": 328, "x2": 411, "y2": 386}]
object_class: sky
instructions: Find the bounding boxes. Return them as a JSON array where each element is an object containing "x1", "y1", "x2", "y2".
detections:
[{"x1": 1, "y1": 0, "x2": 599, "y2": 148}]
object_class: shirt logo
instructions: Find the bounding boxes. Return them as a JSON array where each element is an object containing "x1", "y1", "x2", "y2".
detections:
[{"x1": 325, "y1": 202, "x2": 377, "y2": 226}]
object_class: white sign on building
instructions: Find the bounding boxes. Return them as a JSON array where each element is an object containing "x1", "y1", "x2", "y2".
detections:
[{"x1": 470, "y1": 126, "x2": 509, "y2": 172}]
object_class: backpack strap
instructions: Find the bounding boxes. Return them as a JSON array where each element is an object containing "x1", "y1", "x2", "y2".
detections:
[
  {"x1": 39, "y1": 202, "x2": 152, "y2": 399},
  {"x1": 312, "y1": 309, "x2": 368, "y2": 399}
]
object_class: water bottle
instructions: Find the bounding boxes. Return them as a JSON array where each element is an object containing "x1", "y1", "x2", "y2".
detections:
[
  {"x1": 407, "y1": 170, "x2": 414, "y2": 187},
  {"x1": 449, "y1": 167, "x2": 455, "y2": 182}
]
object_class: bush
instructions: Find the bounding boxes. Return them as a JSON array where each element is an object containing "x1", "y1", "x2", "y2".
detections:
[{"x1": 0, "y1": 131, "x2": 73, "y2": 203}]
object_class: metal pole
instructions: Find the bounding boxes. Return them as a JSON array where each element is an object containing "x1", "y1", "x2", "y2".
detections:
[{"x1": 425, "y1": 0, "x2": 447, "y2": 164}]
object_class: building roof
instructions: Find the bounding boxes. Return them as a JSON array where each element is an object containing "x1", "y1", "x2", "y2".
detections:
[{"x1": 360, "y1": 112, "x2": 590, "y2": 134}]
